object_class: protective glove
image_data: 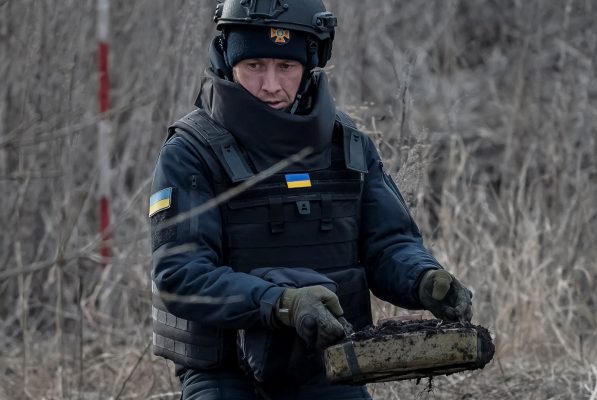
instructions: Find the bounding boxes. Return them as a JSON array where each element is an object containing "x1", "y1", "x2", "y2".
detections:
[
  {"x1": 275, "y1": 285, "x2": 348, "y2": 348},
  {"x1": 418, "y1": 269, "x2": 473, "y2": 322}
]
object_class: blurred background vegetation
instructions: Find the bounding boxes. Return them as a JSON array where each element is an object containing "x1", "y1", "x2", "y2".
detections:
[{"x1": 1, "y1": 0, "x2": 596, "y2": 398}]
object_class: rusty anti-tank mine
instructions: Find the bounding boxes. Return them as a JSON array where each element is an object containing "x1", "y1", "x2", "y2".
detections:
[{"x1": 324, "y1": 318, "x2": 495, "y2": 384}]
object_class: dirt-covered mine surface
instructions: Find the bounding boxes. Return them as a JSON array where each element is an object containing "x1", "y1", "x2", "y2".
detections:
[
  {"x1": 337, "y1": 320, "x2": 589, "y2": 399},
  {"x1": 347, "y1": 319, "x2": 495, "y2": 368},
  {"x1": 350, "y1": 319, "x2": 487, "y2": 340}
]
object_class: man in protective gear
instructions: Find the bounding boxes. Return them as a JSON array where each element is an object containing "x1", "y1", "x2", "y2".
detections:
[{"x1": 149, "y1": 1, "x2": 473, "y2": 398}]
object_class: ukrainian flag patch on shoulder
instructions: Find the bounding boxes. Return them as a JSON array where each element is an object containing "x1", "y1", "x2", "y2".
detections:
[
  {"x1": 285, "y1": 173, "x2": 311, "y2": 189},
  {"x1": 149, "y1": 187, "x2": 173, "y2": 217}
]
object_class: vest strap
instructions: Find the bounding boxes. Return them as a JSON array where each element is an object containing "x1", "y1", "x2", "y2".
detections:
[
  {"x1": 269, "y1": 196, "x2": 285, "y2": 233},
  {"x1": 221, "y1": 142, "x2": 252, "y2": 182},
  {"x1": 335, "y1": 111, "x2": 368, "y2": 173},
  {"x1": 320, "y1": 193, "x2": 333, "y2": 231},
  {"x1": 170, "y1": 110, "x2": 254, "y2": 183},
  {"x1": 343, "y1": 126, "x2": 368, "y2": 173}
]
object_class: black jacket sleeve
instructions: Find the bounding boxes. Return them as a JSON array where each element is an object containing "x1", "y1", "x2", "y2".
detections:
[
  {"x1": 150, "y1": 134, "x2": 285, "y2": 330},
  {"x1": 360, "y1": 136, "x2": 441, "y2": 309}
]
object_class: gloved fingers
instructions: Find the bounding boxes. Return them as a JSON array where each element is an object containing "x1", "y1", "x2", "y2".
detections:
[
  {"x1": 314, "y1": 305, "x2": 346, "y2": 348},
  {"x1": 316, "y1": 313, "x2": 345, "y2": 348},
  {"x1": 297, "y1": 305, "x2": 345, "y2": 348},
  {"x1": 431, "y1": 270, "x2": 453, "y2": 301},
  {"x1": 442, "y1": 299, "x2": 473, "y2": 322},
  {"x1": 320, "y1": 290, "x2": 344, "y2": 317},
  {"x1": 296, "y1": 315, "x2": 318, "y2": 345},
  {"x1": 454, "y1": 301, "x2": 468, "y2": 315},
  {"x1": 451, "y1": 279, "x2": 472, "y2": 299},
  {"x1": 337, "y1": 316, "x2": 354, "y2": 337},
  {"x1": 316, "y1": 321, "x2": 345, "y2": 348},
  {"x1": 462, "y1": 305, "x2": 473, "y2": 322},
  {"x1": 453, "y1": 303, "x2": 472, "y2": 322},
  {"x1": 452, "y1": 283, "x2": 473, "y2": 319},
  {"x1": 441, "y1": 305, "x2": 459, "y2": 321},
  {"x1": 420, "y1": 271, "x2": 474, "y2": 322}
]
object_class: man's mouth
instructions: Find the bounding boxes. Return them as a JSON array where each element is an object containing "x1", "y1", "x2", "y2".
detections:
[{"x1": 265, "y1": 101, "x2": 286, "y2": 109}]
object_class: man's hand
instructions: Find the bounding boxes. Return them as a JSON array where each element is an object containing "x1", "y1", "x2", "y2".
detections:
[
  {"x1": 418, "y1": 270, "x2": 473, "y2": 322},
  {"x1": 275, "y1": 286, "x2": 348, "y2": 348}
]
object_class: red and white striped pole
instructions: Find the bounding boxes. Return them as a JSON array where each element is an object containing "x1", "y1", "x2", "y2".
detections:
[{"x1": 97, "y1": 0, "x2": 111, "y2": 265}]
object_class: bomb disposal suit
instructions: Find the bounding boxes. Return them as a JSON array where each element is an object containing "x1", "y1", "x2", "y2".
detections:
[{"x1": 149, "y1": 1, "x2": 473, "y2": 399}]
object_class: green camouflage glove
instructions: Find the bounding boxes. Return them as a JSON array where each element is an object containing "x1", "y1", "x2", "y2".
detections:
[
  {"x1": 418, "y1": 269, "x2": 473, "y2": 322},
  {"x1": 275, "y1": 285, "x2": 348, "y2": 348}
]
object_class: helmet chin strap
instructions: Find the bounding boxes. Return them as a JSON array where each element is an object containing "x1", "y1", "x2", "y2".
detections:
[
  {"x1": 289, "y1": 71, "x2": 312, "y2": 114},
  {"x1": 208, "y1": 33, "x2": 234, "y2": 81},
  {"x1": 289, "y1": 37, "x2": 319, "y2": 114}
]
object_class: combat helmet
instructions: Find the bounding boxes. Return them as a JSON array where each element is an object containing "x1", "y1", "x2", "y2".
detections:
[{"x1": 213, "y1": 0, "x2": 337, "y2": 69}]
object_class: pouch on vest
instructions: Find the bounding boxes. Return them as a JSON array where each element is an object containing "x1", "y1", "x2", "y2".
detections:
[{"x1": 237, "y1": 267, "x2": 337, "y2": 385}]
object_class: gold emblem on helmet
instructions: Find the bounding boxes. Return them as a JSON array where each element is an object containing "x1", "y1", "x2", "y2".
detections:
[{"x1": 270, "y1": 28, "x2": 291, "y2": 44}]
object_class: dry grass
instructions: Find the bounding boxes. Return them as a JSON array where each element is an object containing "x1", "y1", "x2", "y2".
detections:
[{"x1": 1, "y1": 0, "x2": 596, "y2": 399}]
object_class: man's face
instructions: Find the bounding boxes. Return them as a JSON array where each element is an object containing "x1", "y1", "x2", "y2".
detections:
[{"x1": 233, "y1": 58, "x2": 304, "y2": 110}]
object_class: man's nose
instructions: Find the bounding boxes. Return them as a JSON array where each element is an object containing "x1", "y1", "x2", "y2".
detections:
[{"x1": 261, "y1": 67, "x2": 282, "y2": 93}]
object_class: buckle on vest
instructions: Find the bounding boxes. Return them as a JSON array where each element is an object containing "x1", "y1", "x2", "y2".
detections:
[{"x1": 296, "y1": 200, "x2": 311, "y2": 216}]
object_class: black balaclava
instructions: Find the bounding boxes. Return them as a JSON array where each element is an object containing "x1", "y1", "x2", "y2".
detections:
[{"x1": 225, "y1": 26, "x2": 309, "y2": 68}]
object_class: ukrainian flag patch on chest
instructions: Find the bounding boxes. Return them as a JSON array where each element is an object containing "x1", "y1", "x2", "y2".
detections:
[
  {"x1": 285, "y1": 173, "x2": 312, "y2": 189},
  {"x1": 149, "y1": 187, "x2": 173, "y2": 217}
]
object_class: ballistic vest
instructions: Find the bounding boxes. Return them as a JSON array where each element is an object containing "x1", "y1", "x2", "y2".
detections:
[{"x1": 152, "y1": 109, "x2": 374, "y2": 370}]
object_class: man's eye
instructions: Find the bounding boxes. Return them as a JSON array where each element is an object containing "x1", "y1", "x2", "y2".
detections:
[
  {"x1": 244, "y1": 61, "x2": 262, "y2": 70},
  {"x1": 280, "y1": 63, "x2": 293, "y2": 70}
]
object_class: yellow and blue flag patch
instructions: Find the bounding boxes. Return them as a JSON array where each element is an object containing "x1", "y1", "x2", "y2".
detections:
[
  {"x1": 285, "y1": 173, "x2": 311, "y2": 189},
  {"x1": 149, "y1": 187, "x2": 173, "y2": 217}
]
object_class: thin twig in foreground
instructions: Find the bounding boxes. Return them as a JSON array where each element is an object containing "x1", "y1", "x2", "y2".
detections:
[{"x1": 114, "y1": 341, "x2": 152, "y2": 400}]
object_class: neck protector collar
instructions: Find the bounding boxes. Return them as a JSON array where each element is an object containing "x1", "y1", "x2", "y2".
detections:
[{"x1": 196, "y1": 69, "x2": 336, "y2": 173}]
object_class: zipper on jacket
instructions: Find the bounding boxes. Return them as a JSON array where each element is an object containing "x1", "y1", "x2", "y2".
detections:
[
  {"x1": 190, "y1": 175, "x2": 199, "y2": 236},
  {"x1": 380, "y1": 162, "x2": 401, "y2": 204},
  {"x1": 379, "y1": 160, "x2": 419, "y2": 232}
]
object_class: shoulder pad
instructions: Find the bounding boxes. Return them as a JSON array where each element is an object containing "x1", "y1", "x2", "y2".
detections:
[
  {"x1": 167, "y1": 109, "x2": 210, "y2": 144},
  {"x1": 168, "y1": 109, "x2": 254, "y2": 183},
  {"x1": 335, "y1": 110, "x2": 357, "y2": 129}
]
